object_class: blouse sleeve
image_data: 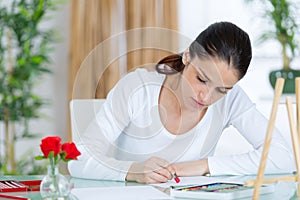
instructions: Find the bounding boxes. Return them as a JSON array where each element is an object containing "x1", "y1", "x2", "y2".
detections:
[
  {"x1": 68, "y1": 71, "x2": 140, "y2": 181},
  {"x1": 207, "y1": 86, "x2": 295, "y2": 176}
]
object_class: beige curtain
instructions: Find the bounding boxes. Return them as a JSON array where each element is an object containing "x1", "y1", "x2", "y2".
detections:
[
  {"x1": 68, "y1": 0, "x2": 178, "y2": 139},
  {"x1": 69, "y1": 0, "x2": 119, "y2": 100},
  {"x1": 125, "y1": 0, "x2": 178, "y2": 72}
]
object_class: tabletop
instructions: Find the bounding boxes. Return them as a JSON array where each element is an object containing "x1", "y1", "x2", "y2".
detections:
[{"x1": 0, "y1": 174, "x2": 298, "y2": 200}]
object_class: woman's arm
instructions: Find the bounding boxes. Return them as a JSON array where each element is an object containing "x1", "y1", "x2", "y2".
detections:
[
  {"x1": 68, "y1": 69, "x2": 137, "y2": 181},
  {"x1": 68, "y1": 104, "x2": 174, "y2": 182},
  {"x1": 207, "y1": 85, "x2": 295, "y2": 176},
  {"x1": 208, "y1": 106, "x2": 295, "y2": 175},
  {"x1": 68, "y1": 69, "x2": 174, "y2": 182}
]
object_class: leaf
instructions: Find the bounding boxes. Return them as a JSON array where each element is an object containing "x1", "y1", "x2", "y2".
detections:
[
  {"x1": 22, "y1": 132, "x2": 39, "y2": 138},
  {"x1": 34, "y1": 155, "x2": 45, "y2": 160}
]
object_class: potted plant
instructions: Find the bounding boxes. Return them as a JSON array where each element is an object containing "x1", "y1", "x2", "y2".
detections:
[
  {"x1": 0, "y1": 0, "x2": 58, "y2": 174},
  {"x1": 247, "y1": 0, "x2": 300, "y2": 93}
]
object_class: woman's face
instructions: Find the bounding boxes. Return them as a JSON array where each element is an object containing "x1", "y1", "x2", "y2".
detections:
[{"x1": 180, "y1": 52, "x2": 239, "y2": 111}]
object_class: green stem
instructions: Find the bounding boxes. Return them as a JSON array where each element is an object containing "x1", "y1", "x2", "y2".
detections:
[
  {"x1": 9, "y1": 123, "x2": 16, "y2": 172},
  {"x1": 4, "y1": 117, "x2": 9, "y2": 170},
  {"x1": 50, "y1": 157, "x2": 60, "y2": 198},
  {"x1": 281, "y1": 39, "x2": 290, "y2": 70}
]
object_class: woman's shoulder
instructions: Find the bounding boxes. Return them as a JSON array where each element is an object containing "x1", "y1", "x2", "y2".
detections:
[
  {"x1": 125, "y1": 67, "x2": 165, "y2": 82},
  {"x1": 108, "y1": 67, "x2": 164, "y2": 102},
  {"x1": 114, "y1": 67, "x2": 165, "y2": 92}
]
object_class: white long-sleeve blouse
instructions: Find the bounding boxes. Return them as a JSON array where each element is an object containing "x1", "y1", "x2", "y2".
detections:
[{"x1": 68, "y1": 68, "x2": 295, "y2": 181}]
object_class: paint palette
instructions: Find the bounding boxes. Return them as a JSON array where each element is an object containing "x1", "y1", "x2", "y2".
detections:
[{"x1": 170, "y1": 182, "x2": 275, "y2": 199}]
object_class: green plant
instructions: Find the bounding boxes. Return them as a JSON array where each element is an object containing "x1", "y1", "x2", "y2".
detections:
[
  {"x1": 0, "y1": 0, "x2": 58, "y2": 174},
  {"x1": 247, "y1": 0, "x2": 299, "y2": 70}
]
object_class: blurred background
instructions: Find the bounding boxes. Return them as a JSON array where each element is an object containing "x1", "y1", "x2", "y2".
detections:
[{"x1": 0, "y1": 0, "x2": 299, "y2": 175}]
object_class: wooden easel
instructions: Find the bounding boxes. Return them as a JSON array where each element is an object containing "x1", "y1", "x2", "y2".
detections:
[{"x1": 244, "y1": 77, "x2": 300, "y2": 199}]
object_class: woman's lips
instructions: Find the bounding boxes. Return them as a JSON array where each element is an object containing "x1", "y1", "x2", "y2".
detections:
[{"x1": 192, "y1": 98, "x2": 205, "y2": 108}]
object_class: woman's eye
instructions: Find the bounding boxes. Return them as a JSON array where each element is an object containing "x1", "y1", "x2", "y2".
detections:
[
  {"x1": 217, "y1": 88, "x2": 228, "y2": 94},
  {"x1": 197, "y1": 76, "x2": 207, "y2": 84}
]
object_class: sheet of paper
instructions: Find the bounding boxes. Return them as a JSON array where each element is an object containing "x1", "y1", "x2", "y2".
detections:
[
  {"x1": 71, "y1": 185, "x2": 172, "y2": 200},
  {"x1": 151, "y1": 176, "x2": 243, "y2": 188}
]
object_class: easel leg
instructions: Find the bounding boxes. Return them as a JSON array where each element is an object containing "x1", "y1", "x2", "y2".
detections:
[
  {"x1": 286, "y1": 97, "x2": 300, "y2": 197},
  {"x1": 295, "y1": 78, "x2": 300, "y2": 197},
  {"x1": 253, "y1": 78, "x2": 285, "y2": 200}
]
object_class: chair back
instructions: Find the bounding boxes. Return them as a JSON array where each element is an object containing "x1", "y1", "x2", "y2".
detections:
[{"x1": 70, "y1": 99, "x2": 105, "y2": 141}]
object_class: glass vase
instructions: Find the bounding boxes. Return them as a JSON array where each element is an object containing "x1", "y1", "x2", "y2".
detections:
[{"x1": 40, "y1": 164, "x2": 71, "y2": 200}]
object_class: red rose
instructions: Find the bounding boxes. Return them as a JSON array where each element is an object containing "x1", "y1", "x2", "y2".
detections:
[
  {"x1": 61, "y1": 142, "x2": 81, "y2": 160},
  {"x1": 40, "y1": 136, "x2": 61, "y2": 158}
]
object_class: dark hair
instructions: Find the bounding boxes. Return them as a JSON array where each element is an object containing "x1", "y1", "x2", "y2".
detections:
[{"x1": 156, "y1": 21, "x2": 252, "y2": 79}]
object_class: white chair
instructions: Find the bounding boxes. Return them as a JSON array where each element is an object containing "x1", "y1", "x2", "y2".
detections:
[{"x1": 69, "y1": 99, "x2": 105, "y2": 141}]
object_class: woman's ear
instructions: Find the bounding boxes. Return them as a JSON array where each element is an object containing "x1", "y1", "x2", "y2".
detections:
[{"x1": 182, "y1": 50, "x2": 190, "y2": 65}]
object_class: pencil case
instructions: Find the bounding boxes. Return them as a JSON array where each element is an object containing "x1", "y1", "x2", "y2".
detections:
[{"x1": 0, "y1": 180, "x2": 41, "y2": 192}]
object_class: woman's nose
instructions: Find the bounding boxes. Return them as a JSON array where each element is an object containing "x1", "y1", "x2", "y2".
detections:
[{"x1": 198, "y1": 85, "x2": 212, "y2": 103}]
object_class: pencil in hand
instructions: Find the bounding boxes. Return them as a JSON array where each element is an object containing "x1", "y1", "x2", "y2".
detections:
[{"x1": 173, "y1": 174, "x2": 180, "y2": 183}]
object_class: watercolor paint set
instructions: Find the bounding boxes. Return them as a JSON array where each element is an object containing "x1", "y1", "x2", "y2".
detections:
[{"x1": 170, "y1": 182, "x2": 275, "y2": 199}]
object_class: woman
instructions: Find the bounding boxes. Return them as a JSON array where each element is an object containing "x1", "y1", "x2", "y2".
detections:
[{"x1": 68, "y1": 22, "x2": 295, "y2": 183}]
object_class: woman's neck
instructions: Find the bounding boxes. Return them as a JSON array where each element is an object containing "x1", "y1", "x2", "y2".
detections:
[{"x1": 159, "y1": 74, "x2": 207, "y2": 135}]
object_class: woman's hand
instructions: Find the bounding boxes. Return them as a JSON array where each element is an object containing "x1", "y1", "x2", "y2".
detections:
[
  {"x1": 168, "y1": 159, "x2": 210, "y2": 177},
  {"x1": 125, "y1": 157, "x2": 173, "y2": 184}
]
